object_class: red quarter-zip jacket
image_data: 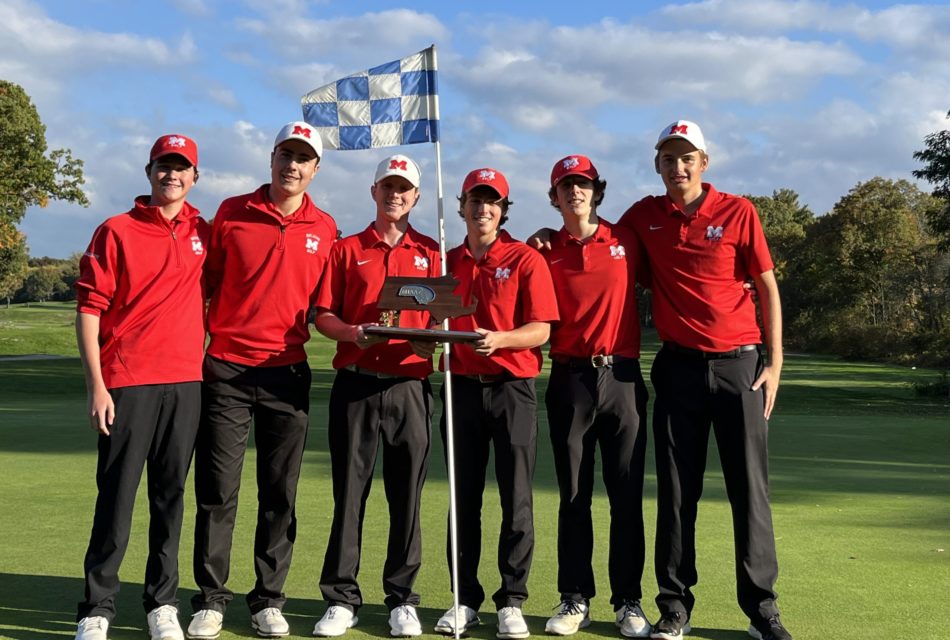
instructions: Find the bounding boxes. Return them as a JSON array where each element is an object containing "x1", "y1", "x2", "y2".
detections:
[
  {"x1": 75, "y1": 197, "x2": 209, "y2": 389},
  {"x1": 205, "y1": 184, "x2": 338, "y2": 367}
]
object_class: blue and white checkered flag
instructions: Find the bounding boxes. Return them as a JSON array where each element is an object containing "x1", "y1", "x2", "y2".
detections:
[{"x1": 301, "y1": 46, "x2": 439, "y2": 151}]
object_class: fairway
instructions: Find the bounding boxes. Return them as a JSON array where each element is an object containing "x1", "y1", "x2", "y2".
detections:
[{"x1": 0, "y1": 303, "x2": 948, "y2": 640}]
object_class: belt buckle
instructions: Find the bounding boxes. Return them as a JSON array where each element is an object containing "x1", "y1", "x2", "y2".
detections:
[{"x1": 590, "y1": 354, "x2": 610, "y2": 368}]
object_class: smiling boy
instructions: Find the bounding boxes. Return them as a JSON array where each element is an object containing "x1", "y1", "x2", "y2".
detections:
[
  {"x1": 188, "y1": 121, "x2": 337, "y2": 640},
  {"x1": 311, "y1": 154, "x2": 441, "y2": 639},
  {"x1": 74, "y1": 134, "x2": 207, "y2": 640}
]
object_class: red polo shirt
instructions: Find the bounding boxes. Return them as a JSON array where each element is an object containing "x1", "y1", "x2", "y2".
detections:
[
  {"x1": 618, "y1": 183, "x2": 773, "y2": 352},
  {"x1": 545, "y1": 219, "x2": 642, "y2": 359},
  {"x1": 76, "y1": 198, "x2": 209, "y2": 389},
  {"x1": 205, "y1": 185, "x2": 337, "y2": 367},
  {"x1": 315, "y1": 223, "x2": 441, "y2": 379},
  {"x1": 443, "y1": 230, "x2": 559, "y2": 378}
]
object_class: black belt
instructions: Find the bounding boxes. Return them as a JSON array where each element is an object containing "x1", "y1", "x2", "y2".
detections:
[
  {"x1": 662, "y1": 342, "x2": 758, "y2": 359},
  {"x1": 551, "y1": 354, "x2": 635, "y2": 369},
  {"x1": 342, "y1": 364, "x2": 402, "y2": 379},
  {"x1": 455, "y1": 372, "x2": 510, "y2": 383}
]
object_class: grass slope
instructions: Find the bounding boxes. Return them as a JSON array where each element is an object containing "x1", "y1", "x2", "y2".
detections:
[{"x1": 0, "y1": 304, "x2": 948, "y2": 639}]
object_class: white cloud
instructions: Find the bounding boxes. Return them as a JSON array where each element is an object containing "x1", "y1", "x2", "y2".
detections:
[
  {"x1": 235, "y1": 8, "x2": 449, "y2": 60},
  {"x1": 0, "y1": 0, "x2": 197, "y2": 102}
]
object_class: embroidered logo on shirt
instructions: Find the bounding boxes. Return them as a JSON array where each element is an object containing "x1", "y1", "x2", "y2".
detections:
[
  {"x1": 494, "y1": 267, "x2": 511, "y2": 281},
  {"x1": 414, "y1": 256, "x2": 429, "y2": 271},
  {"x1": 705, "y1": 225, "x2": 724, "y2": 241},
  {"x1": 610, "y1": 245, "x2": 626, "y2": 259},
  {"x1": 649, "y1": 224, "x2": 663, "y2": 231},
  {"x1": 357, "y1": 259, "x2": 372, "y2": 266},
  {"x1": 305, "y1": 234, "x2": 320, "y2": 254},
  {"x1": 190, "y1": 236, "x2": 204, "y2": 255},
  {"x1": 84, "y1": 251, "x2": 99, "y2": 259}
]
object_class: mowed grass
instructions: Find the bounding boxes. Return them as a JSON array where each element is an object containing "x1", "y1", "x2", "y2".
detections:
[{"x1": 0, "y1": 303, "x2": 948, "y2": 639}]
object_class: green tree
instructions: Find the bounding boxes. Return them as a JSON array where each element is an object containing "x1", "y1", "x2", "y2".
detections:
[
  {"x1": 0, "y1": 79, "x2": 89, "y2": 297},
  {"x1": 746, "y1": 188, "x2": 814, "y2": 277},
  {"x1": 0, "y1": 80, "x2": 89, "y2": 224},
  {"x1": 22, "y1": 265, "x2": 62, "y2": 303},
  {"x1": 785, "y1": 178, "x2": 946, "y2": 361},
  {"x1": 913, "y1": 110, "x2": 950, "y2": 250},
  {"x1": 0, "y1": 222, "x2": 28, "y2": 307}
]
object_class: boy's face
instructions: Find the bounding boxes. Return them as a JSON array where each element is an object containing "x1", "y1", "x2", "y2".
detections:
[
  {"x1": 462, "y1": 186, "x2": 504, "y2": 238},
  {"x1": 553, "y1": 175, "x2": 596, "y2": 219},
  {"x1": 270, "y1": 140, "x2": 320, "y2": 199},
  {"x1": 146, "y1": 155, "x2": 196, "y2": 207},
  {"x1": 656, "y1": 138, "x2": 708, "y2": 198},
  {"x1": 371, "y1": 175, "x2": 419, "y2": 222}
]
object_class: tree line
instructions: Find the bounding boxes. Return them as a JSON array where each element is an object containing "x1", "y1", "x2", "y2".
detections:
[{"x1": 3, "y1": 80, "x2": 949, "y2": 370}]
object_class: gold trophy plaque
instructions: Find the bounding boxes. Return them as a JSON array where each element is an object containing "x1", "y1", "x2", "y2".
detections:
[{"x1": 364, "y1": 275, "x2": 481, "y2": 343}]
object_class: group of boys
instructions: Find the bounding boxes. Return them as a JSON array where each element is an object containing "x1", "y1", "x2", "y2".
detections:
[{"x1": 72, "y1": 118, "x2": 791, "y2": 640}]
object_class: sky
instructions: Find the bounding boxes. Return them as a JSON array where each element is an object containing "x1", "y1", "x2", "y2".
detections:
[{"x1": 4, "y1": 0, "x2": 950, "y2": 258}]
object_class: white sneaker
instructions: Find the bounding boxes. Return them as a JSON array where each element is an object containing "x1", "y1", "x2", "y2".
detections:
[
  {"x1": 75, "y1": 616, "x2": 109, "y2": 640},
  {"x1": 434, "y1": 604, "x2": 480, "y2": 635},
  {"x1": 148, "y1": 605, "x2": 184, "y2": 640},
  {"x1": 615, "y1": 601, "x2": 651, "y2": 638},
  {"x1": 251, "y1": 608, "x2": 289, "y2": 638},
  {"x1": 497, "y1": 607, "x2": 530, "y2": 639},
  {"x1": 545, "y1": 600, "x2": 589, "y2": 635},
  {"x1": 186, "y1": 610, "x2": 223, "y2": 639},
  {"x1": 313, "y1": 606, "x2": 358, "y2": 637},
  {"x1": 389, "y1": 604, "x2": 423, "y2": 637}
]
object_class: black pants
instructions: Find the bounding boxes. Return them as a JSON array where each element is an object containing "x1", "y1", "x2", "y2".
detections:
[
  {"x1": 651, "y1": 346, "x2": 780, "y2": 622},
  {"x1": 319, "y1": 369, "x2": 432, "y2": 612},
  {"x1": 78, "y1": 382, "x2": 201, "y2": 622},
  {"x1": 545, "y1": 359, "x2": 648, "y2": 608},
  {"x1": 192, "y1": 356, "x2": 311, "y2": 615},
  {"x1": 440, "y1": 374, "x2": 537, "y2": 611}
]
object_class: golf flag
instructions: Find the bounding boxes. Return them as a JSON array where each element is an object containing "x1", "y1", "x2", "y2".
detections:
[{"x1": 301, "y1": 46, "x2": 439, "y2": 151}]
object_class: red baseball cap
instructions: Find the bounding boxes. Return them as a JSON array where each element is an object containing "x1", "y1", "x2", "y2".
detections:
[
  {"x1": 462, "y1": 167, "x2": 509, "y2": 199},
  {"x1": 150, "y1": 134, "x2": 198, "y2": 167},
  {"x1": 550, "y1": 155, "x2": 599, "y2": 187}
]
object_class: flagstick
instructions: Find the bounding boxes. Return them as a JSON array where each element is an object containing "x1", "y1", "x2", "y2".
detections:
[{"x1": 427, "y1": 44, "x2": 463, "y2": 640}]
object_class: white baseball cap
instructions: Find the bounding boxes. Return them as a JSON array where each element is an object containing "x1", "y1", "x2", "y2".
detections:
[
  {"x1": 374, "y1": 154, "x2": 421, "y2": 188},
  {"x1": 655, "y1": 120, "x2": 706, "y2": 152},
  {"x1": 274, "y1": 121, "x2": 323, "y2": 159}
]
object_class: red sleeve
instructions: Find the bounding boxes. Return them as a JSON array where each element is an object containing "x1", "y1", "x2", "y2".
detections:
[
  {"x1": 740, "y1": 200, "x2": 774, "y2": 277},
  {"x1": 518, "y1": 248, "x2": 559, "y2": 324},
  {"x1": 75, "y1": 223, "x2": 120, "y2": 316},
  {"x1": 314, "y1": 240, "x2": 347, "y2": 315},
  {"x1": 204, "y1": 206, "x2": 228, "y2": 299}
]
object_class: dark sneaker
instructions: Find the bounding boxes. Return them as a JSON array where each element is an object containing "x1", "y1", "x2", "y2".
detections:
[
  {"x1": 748, "y1": 614, "x2": 792, "y2": 640},
  {"x1": 650, "y1": 611, "x2": 690, "y2": 640}
]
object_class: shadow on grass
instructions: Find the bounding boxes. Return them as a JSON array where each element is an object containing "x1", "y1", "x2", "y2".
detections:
[{"x1": 0, "y1": 576, "x2": 749, "y2": 640}]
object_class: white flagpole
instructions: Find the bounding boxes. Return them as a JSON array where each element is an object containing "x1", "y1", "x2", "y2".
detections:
[{"x1": 428, "y1": 44, "x2": 463, "y2": 640}]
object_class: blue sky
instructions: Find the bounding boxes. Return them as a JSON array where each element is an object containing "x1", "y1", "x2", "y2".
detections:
[{"x1": 4, "y1": 0, "x2": 949, "y2": 257}]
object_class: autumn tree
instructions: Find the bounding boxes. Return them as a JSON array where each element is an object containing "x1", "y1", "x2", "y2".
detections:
[{"x1": 0, "y1": 80, "x2": 89, "y2": 291}]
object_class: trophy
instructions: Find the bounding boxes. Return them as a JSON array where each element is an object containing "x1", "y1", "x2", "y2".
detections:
[{"x1": 363, "y1": 275, "x2": 481, "y2": 343}]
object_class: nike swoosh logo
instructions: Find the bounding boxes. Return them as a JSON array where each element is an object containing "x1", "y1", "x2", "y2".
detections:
[
  {"x1": 357, "y1": 259, "x2": 372, "y2": 266},
  {"x1": 550, "y1": 258, "x2": 565, "y2": 265},
  {"x1": 649, "y1": 225, "x2": 663, "y2": 231}
]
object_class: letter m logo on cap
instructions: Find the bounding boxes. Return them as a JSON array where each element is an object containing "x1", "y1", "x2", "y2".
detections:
[
  {"x1": 293, "y1": 125, "x2": 311, "y2": 138},
  {"x1": 389, "y1": 159, "x2": 408, "y2": 171},
  {"x1": 670, "y1": 124, "x2": 689, "y2": 135}
]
